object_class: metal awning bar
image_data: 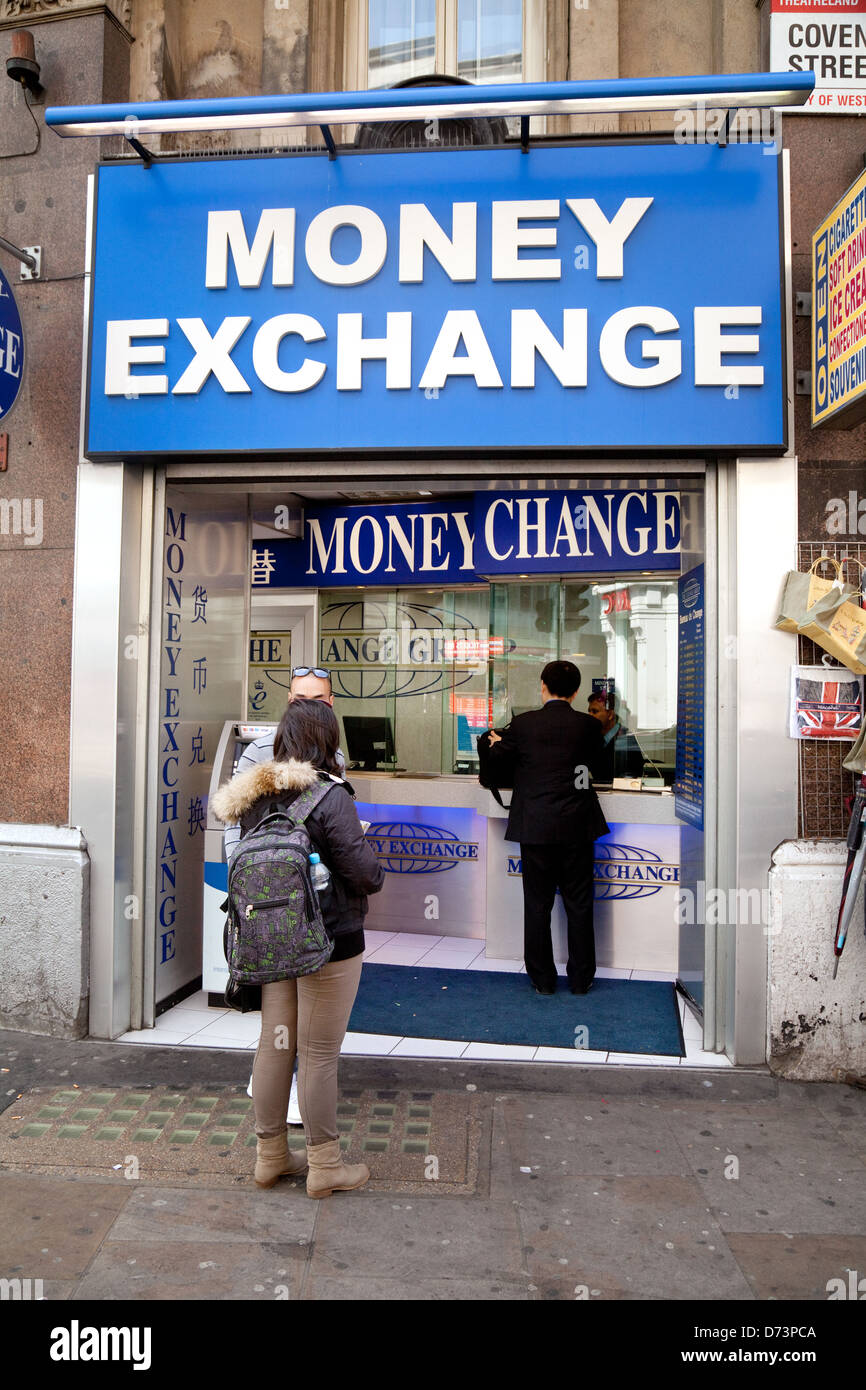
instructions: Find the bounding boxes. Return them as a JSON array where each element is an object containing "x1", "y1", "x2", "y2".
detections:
[
  {"x1": 45, "y1": 71, "x2": 814, "y2": 139},
  {"x1": 0, "y1": 233, "x2": 37, "y2": 271}
]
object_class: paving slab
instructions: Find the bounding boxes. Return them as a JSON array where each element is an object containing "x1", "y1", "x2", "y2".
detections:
[
  {"x1": 72, "y1": 1239, "x2": 308, "y2": 1300},
  {"x1": 299, "y1": 1274, "x2": 533, "y2": 1300},
  {"x1": 499, "y1": 1094, "x2": 692, "y2": 1179},
  {"x1": 665, "y1": 1114, "x2": 866, "y2": 1235},
  {"x1": 726, "y1": 1233, "x2": 866, "y2": 1301},
  {"x1": 513, "y1": 1175, "x2": 754, "y2": 1300},
  {"x1": 663, "y1": 1111, "x2": 866, "y2": 1175},
  {"x1": 307, "y1": 1195, "x2": 525, "y2": 1282},
  {"x1": 108, "y1": 1186, "x2": 316, "y2": 1246},
  {"x1": 0, "y1": 1173, "x2": 131, "y2": 1280}
]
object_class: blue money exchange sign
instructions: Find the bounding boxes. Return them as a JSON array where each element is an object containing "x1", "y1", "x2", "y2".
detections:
[
  {"x1": 0, "y1": 266, "x2": 24, "y2": 420},
  {"x1": 252, "y1": 488, "x2": 681, "y2": 588},
  {"x1": 86, "y1": 141, "x2": 786, "y2": 458}
]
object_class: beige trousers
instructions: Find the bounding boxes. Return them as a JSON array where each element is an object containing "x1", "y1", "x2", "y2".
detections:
[{"x1": 251, "y1": 954, "x2": 363, "y2": 1146}]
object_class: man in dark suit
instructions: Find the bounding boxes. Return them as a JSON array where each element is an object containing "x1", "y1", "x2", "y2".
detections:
[{"x1": 487, "y1": 660, "x2": 609, "y2": 996}]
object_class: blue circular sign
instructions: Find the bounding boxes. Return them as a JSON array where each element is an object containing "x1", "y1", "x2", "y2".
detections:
[{"x1": 0, "y1": 264, "x2": 24, "y2": 418}]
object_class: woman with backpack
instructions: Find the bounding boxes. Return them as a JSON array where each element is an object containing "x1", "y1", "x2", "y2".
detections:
[{"x1": 212, "y1": 698, "x2": 384, "y2": 1198}]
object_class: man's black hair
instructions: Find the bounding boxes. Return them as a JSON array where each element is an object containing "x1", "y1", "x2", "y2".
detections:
[{"x1": 540, "y1": 660, "x2": 581, "y2": 699}]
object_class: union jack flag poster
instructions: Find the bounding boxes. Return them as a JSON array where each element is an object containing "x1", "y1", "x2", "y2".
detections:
[{"x1": 789, "y1": 666, "x2": 864, "y2": 741}]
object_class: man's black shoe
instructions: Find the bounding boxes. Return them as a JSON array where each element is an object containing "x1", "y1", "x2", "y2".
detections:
[
  {"x1": 533, "y1": 984, "x2": 556, "y2": 995},
  {"x1": 569, "y1": 980, "x2": 594, "y2": 995}
]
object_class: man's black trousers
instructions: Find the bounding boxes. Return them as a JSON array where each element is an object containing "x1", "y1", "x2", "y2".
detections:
[{"x1": 519, "y1": 840, "x2": 596, "y2": 992}]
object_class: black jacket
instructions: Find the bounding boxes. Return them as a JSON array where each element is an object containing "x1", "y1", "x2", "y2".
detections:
[
  {"x1": 212, "y1": 757, "x2": 384, "y2": 938},
  {"x1": 489, "y1": 700, "x2": 610, "y2": 845}
]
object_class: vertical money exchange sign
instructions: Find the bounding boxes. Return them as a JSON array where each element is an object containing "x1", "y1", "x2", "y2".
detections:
[
  {"x1": 675, "y1": 565, "x2": 705, "y2": 831},
  {"x1": 812, "y1": 165, "x2": 866, "y2": 429}
]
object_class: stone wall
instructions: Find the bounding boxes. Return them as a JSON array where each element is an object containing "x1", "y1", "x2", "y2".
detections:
[
  {"x1": 769, "y1": 842, "x2": 866, "y2": 1080},
  {"x1": 0, "y1": 825, "x2": 89, "y2": 1037},
  {"x1": 0, "y1": 8, "x2": 131, "y2": 824}
]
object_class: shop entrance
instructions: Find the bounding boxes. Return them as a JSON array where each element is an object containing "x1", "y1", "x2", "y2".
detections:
[{"x1": 142, "y1": 472, "x2": 707, "y2": 1061}]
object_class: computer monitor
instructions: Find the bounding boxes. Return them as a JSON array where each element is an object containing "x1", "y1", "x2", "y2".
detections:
[
  {"x1": 455, "y1": 715, "x2": 480, "y2": 759},
  {"x1": 343, "y1": 715, "x2": 397, "y2": 771}
]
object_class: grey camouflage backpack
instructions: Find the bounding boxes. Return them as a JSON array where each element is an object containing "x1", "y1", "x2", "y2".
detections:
[{"x1": 224, "y1": 778, "x2": 335, "y2": 995}]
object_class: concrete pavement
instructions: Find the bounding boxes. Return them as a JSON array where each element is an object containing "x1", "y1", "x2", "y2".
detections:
[{"x1": 1, "y1": 1028, "x2": 865, "y2": 1313}]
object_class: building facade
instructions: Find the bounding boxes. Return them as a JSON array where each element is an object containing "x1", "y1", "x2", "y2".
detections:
[{"x1": 0, "y1": 0, "x2": 863, "y2": 1078}]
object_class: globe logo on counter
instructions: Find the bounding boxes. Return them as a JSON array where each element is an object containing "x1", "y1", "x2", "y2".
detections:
[
  {"x1": 364, "y1": 821, "x2": 479, "y2": 874},
  {"x1": 593, "y1": 842, "x2": 679, "y2": 901}
]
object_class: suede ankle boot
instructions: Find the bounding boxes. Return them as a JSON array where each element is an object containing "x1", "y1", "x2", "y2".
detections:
[
  {"x1": 305, "y1": 1138, "x2": 369, "y2": 1199},
  {"x1": 254, "y1": 1131, "x2": 308, "y2": 1189}
]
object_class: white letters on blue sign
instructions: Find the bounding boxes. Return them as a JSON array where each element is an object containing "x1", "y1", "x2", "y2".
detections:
[
  {"x1": 106, "y1": 305, "x2": 762, "y2": 396},
  {"x1": 302, "y1": 493, "x2": 679, "y2": 579},
  {"x1": 103, "y1": 195, "x2": 763, "y2": 399}
]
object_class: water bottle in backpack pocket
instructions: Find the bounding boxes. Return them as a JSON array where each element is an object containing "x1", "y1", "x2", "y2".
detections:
[{"x1": 224, "y1": 781, "x2": 335, "y2": 994}]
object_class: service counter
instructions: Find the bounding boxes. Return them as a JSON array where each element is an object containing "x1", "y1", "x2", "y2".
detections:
[
  {"x1": 203, "y1": 727, "x2": 683, "y2": 997},
  {"x1": 349, "y1": 773, "x2": 682, "y2": 974}
]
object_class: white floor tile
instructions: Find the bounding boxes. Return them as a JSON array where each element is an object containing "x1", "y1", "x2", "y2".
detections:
[
  {"x1": 388, "y1": 1037, "x2": 469, "y2": 1058},
  {"x1": 414, "y1": 952, "x2": 479, "y2": 970},
  {"x1": 605, "y1": 1051, "x2": 682, "y2": 1066},
  {"x1": 427, "y1": 936, "x2": 485, "y2": 953},
  {"x1": 341, "y1": 1032, "x2": 401, "y2": 1055},
  {"x1": 385, "y1": 932, "x2": 444, "y2": 949},
  {"x1": 594, "y1": 966, "x2": 632, "y2": 979},
  {"x1": 534, "y1": 1046, "x2": 609, "y2": 1064},
  {"x1": 115, "y1": 1029, "x2": 189, "y2": 1045},
  {"x1": 467, "y1": 956, "x2": 524, "y2": 972},
  {"x1": 680, "y1": 1048, "x2": 733, "y2": 1067},
  {"x1": 179, "y1": 1033, "x2": 251, "y2": 1050},
  {"x1": 172, "y1": 990, "x2": 224, "y2": 1013},
  {"x1": 461, "y1": 1042, "x2": 538, "y2": 1061},
  {"x1": 681, "y1": 1012, "x2": 704, "y2": 1042},
  {"x1": 629, "y1": 970, "x2": 678, "y2": 982},
  {"x1": 363, "y1": 930, "x2": 399, "y2": 948},
  {"x1": 171, "y1": 995, "x2": 226, "y2": 1017},
  {"x1": 154, "y1": 1007, "x2": 215, "y2": 1032},
  {"x1": 362, "y1": 945, "x2": 433, "y2": 965},
  {"x1": 189, "y1": 1015, "x2": 262, "y2": 1042}
]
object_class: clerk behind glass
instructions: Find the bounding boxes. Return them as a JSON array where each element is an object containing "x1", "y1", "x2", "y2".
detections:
[{"x1": 586, "y1": 690, "x2": 644, "y2": 783}]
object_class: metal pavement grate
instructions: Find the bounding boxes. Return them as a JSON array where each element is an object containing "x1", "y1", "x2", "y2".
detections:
[{"x1": 0, "y1": 1085, "x2": 482, "y2": 1193}]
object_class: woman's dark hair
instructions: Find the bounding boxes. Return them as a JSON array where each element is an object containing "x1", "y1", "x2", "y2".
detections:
[{"x1": 274, "y1": 698, "x2": 341, "y2": 774}]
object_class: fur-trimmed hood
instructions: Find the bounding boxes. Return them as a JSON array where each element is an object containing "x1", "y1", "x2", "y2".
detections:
[{"x1": 211, "y1": 758, "x2": 324, "y2": 823}]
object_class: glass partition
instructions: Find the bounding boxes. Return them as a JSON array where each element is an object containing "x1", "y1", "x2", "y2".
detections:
[
  {"x1": 318, "y1": 577, "x2": 679, "y2": 779},
  {"x1": 319, "y1": 587, "x2": 489, "y2": 773}
]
